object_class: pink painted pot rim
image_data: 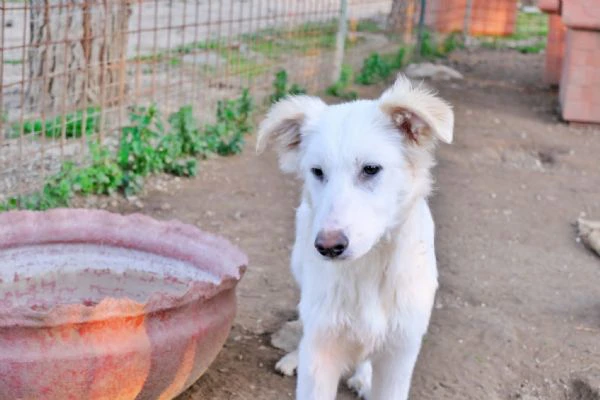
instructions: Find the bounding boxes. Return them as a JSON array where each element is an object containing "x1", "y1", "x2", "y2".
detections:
[{"x1": 0, "y1": 209, "x2": 248, "y2": 327}]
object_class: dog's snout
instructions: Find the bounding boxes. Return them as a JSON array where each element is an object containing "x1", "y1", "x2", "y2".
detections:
[{"x1": 314, "y1": 230, "x2": 348, "y2": 258}]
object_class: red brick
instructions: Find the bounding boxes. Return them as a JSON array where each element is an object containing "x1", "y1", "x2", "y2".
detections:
[
  {"x1": 544, "y1": 14, "x2": 566, "y2": 85},
  {"x1": 559, "y1": 28, "x2": 600, "y2": 123},
  {"x1": 562, "y1": 0, "x2": 600, "y2": 30},
  {"x1": 539, "y1": 0, "x2": 561, "y2": 13}
]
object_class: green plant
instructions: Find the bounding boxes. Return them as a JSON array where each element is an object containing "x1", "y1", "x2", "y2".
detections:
[
  {"x1": 516, "y1": 41, "x2": 546, "y2": 54},
  {"x1": 326, "y1": 65, "x2": 358, "y2": 100},
  {"x1": 74, "y1": 143, "x2": 123, "y2": 195},
  {"x1": 1, "y1": 90, "x2": 255, "y2": 212},
  {"x1": 356, "y1": 53, "x2": 392, "y2": 85},
  {"x1": 383, "y1": 47, "x2": 407, "y2": 70},
  {"x1": 440, "y1": 32, "x2": 464, "y2": 54},
  {"x1": 205, "y1": 89, "x2": 254, "y2": 155},
  {"x1": 355, "y1": 19, "x2": 383, "y2": 33},
  {"x1": 418, "y1": 30, "x2": 441, "y2": 58},
  {"x1": 11, "y1": 107, "x2": 100, "y2": 139},
  {"x1": 269, "y1": 70, "x2": 307, "y2": 104}
]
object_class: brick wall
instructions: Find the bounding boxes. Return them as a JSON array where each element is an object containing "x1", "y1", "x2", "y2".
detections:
[
  {"x1": 544, "y1": 14, "x2": 566, "y2": 85},
  {"x1": 562, "y1": 0, "x2": 600, "y2": 30},
  {"x1": 559, "y1": 29, "x2": 600, "y2": 123}
]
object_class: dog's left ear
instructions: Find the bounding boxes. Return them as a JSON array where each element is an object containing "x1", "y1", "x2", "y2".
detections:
[{"x1": 379, "y1": 75, "x2": 454, "y2": 145}]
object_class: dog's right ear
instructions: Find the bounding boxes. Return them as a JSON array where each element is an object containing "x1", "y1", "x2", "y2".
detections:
[{"x1": 256, "y1": 95, "x2": 326, "y2": 174}]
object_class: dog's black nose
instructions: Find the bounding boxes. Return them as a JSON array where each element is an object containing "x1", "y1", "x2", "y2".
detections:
[{"x1": 314, "y1": 230, "x2": 348, "y2": 258}]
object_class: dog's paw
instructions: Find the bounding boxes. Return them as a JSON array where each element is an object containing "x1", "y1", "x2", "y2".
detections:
[
  {"x1": 346, "y1": 361, "x2": 372, "y2": 399},
  {"x1": 275, "y1": 349, "x2": 298, "y2": 376}
]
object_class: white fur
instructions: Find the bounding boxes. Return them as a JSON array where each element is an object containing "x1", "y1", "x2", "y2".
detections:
[{"x1": 257, "y1": 75, "x2": 453, "y2": 400}]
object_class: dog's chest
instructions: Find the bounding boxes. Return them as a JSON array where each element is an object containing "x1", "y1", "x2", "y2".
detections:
[{"x1": 304, "y1": 260, "x2": 435, "y2": 344}]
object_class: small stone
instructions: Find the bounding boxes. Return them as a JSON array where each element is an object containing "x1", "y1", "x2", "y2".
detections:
[
  {"x1": 404, "y1": 62, "x2": 464, "y2": 80},
  {"x1": 490, "y1": 192, "x2": 497, "y2": 199},
  {"x1": 161, "y1": 202, "x2": 171, "y2": 211}
]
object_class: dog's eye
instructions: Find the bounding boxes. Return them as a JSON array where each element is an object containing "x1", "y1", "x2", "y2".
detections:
[
  {"x1": 362, "y1": 165, "x2": 382, "y2": 176},
  {"x1": 311, "y1": 167, "x2": 324, "y2": 180}
]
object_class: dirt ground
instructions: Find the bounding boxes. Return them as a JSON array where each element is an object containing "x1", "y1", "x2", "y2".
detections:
[{"x1": 108, "y1": 48, "x2": 600, "y2": 399}]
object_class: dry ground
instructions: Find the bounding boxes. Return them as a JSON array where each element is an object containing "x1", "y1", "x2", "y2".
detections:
[{"x1": 107, "y1": 48, "x2": 600, "y2": 399}]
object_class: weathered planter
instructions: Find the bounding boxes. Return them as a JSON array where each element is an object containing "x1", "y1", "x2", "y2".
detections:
[{"x1": 0, "y1": 209, "x2": 247, "y2": 400}]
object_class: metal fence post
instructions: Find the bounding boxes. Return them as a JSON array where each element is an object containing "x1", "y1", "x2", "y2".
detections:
[
  {"x1": 463, "y1": 0, "x2": 474, "y2": 46},
  {"x1": 417, "y1": 0, "x2": 427, "y2": 56},
  {"x1": 332, "y1": 0, "x2": 348, "y2": 83}
]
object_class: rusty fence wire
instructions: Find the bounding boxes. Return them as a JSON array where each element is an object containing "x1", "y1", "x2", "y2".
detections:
[{"x1": 1, "y1": 0, "x2": 547, "y2": 201}]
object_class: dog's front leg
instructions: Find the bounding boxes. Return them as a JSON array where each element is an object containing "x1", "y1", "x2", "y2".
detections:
[
  {"x1": 369, "y1": 338, "x2": 422, "y2": 400},
  {"x1": 296, "y1": 333, "x2": 347, "y2": 400}
]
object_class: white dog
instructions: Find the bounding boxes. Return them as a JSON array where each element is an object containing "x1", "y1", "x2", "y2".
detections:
[{"x1": 257, "y1": 75, "x2": 453, "y2": 400}]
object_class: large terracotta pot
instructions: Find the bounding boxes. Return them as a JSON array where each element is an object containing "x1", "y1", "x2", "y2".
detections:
[{"x1": 0, "y1": 209, "x2": 247, "y2": 400}]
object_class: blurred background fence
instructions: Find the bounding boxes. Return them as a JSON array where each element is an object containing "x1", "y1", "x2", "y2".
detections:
[{"x1": 0, "y1": 0, "x2": 547, "y2": 201}]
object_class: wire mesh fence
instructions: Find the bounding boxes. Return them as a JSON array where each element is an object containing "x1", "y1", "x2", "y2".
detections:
[{"x1": 1, "y1": 0, "x2": 548, "y2": 204}]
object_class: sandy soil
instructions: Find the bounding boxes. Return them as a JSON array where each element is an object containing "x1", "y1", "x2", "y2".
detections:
[{"x1": 104, "y1": 48, "x2": 600, "y2": 399}]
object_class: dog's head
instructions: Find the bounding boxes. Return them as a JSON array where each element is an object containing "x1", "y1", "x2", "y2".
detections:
[{"x1": 257, "y1": 75, "x2": 453, "y2": 261}]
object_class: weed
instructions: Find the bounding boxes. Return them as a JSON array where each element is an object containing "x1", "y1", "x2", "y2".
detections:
[
  {"x1": 418, "y1": 30, "x2": 441, "y2": 59},
  {"x1": 269, "y1": 69, "x2": 307, "y2": 104},
  {"x1": 326, "y1": 65, "x2": 358, "y2": 100},
  {"x1": 3, "y1": 59, "x2": 23, "y2": 65},
  {"x1": 355, "y1": 46, "x2": 407, "y2": 86},
  {"x1": 440, "y1": 32, "x2": 465, "y2": 54},
  {"x1": 10, "y1": 107, "x2": 100, "y2": 139},
  {"x1": 0, "y1": 90, "x2": 254, "y2": 211},
  {"x1": 516, "y1": 42, "x2": 546, "y2": 54},
  {"x1": 356, "y1": 53, "x2": 392, "y2": 85},
  {"x1": 355, "y1": 19, "x2": 383, "y2": 33},
  {"x1": 382, "y1": 47, "x2": 407, "y2": 70},
  {"x1": 206, "y1": 89, "x2": 254, "y2": 155}
]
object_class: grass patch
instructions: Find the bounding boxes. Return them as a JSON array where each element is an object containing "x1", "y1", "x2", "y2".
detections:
[
  {"x1": 242, "y1": 21, "x2": 363, "y2": 61},
  {"x1": 514, "y1": 11, "x2": 548, "y2": 39},
  {"x1": 131, "y1": 39, "x2": 267, "y2": 78},
  {"x1": 355, "y1": 19, "x2": 384, "y2": 34},
  {"x1": 477, "y1": 11, "x2": 547, "y2": 52},
  {"x1": 3, "y1": 59, "x2": 23, "y2": 65},
  {"x1": 9, "y1": 107, "x2": 101, "y2": 139}
]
